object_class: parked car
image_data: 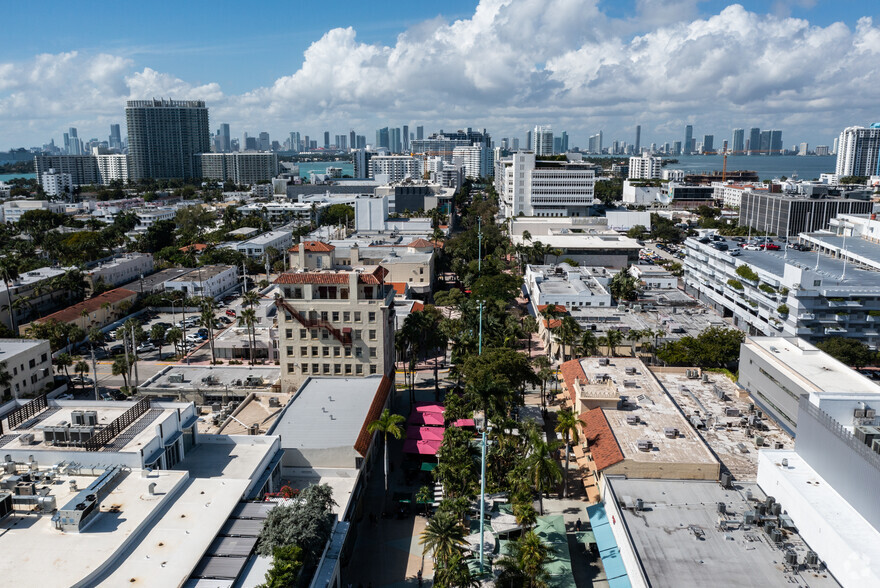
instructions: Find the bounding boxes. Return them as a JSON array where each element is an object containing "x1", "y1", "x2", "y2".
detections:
[
  {"x1": 729, "y1": 249, "x2": 741, "y2": 256},
  {"x1": 225, "y1": 309, "x2": 237, "y2": 317},
  {"x1": 219, "y1": 316, "x2": 233, "y2": 324},
  {"x1": 711, "y1": 242, "x2": 729, "y2": 251},
  {"x1": 56, "y1": 393, "x2": 75, "y2": 400},
  {"x1": 70, "y1": 376, "x2": 94, "y2": 386},
  {"x1": 744, "y1": 244, "x2": 761, "y2": 251},
  {"x1": 137, "y1": 342, "x2": 157, "y2": 353},
  {"x1": 109, "y1": 344, "x2": 125, "y2": 355},
  {"x1": 762, "y1": 243, "x2": 780, "y2": 250},
  {"x1": 100, "y1": 392, "x2": 112, "y2": 401},
  {"x1": 732, "y1": 237, "x2": 746, "y2": 242}
]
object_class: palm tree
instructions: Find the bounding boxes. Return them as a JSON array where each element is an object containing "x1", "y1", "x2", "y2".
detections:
[
  {"x1": 366, "y1": 408, "x2": 405, "y2": 497},
  {"x1": 578, "y1": 330, "x2": 599, "y2": 357},
  {"x1": 522, "y1": 315, "x2": 538, "y2": 357},
  {"x1": 200, "y1": 302, "x2": 217, "y2": 364},
  {"x1": 525, "y1": 432, "x2": 562, "y2": 515},
  {"x1": 603, "y1": 329, "x2": 624, "y2": 357},
  {"x1": 415, "y1": 485, "x2": 433, "y2": 517},
  {"x1": 609, "y1": 265, "x2": 640, "y2": 303},
  {"x1": 55, "y1": 352, "x2": 73, "y2": 381},
  {"x1": 626, "y1": 329, "x2": 643, "y2": 357},
  {"x1": 533, "y1": 355, "x2": 552, "y2": 410},
  {"x1": 242, "y1": 289, "x2": 261, "y2": 309},
  {"x1": 555, "y1": 408, "x2": 587, "y2": 498},
  {"x1": 558, "y1": 316, "x2": 581, "y2": 362},
  {"x1": 0, "y1": 255, "x2": 21, "y2": 332},
  {"x1": 238, "y1": 308, "x2": 258, "y2": 364},
  {"x1": 434, "y1": 550, "x2": 479, "y2": 588},
  {"x1": 111, "y1": 357, "x2": 130, "y2": 392},
  {"x1": 166, "y1": 326, "x2": 183, "y2": 357},
  {"x1": 151, "y1": 324, "x2": 168, "y2": 360},
  {"x1": 419, "y1": 511, "x2": 467, "y2": 572},
  {"x1": 74, "y1": 360, "x2": 90, "y2": 391},
  {"x1": 496, "y1": 530, "x2": 551, "y2": 588}
]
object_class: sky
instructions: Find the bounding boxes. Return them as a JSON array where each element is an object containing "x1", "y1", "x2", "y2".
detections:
[{"x1": 2, "y1": 0, "x2": 879, "y2": 150}]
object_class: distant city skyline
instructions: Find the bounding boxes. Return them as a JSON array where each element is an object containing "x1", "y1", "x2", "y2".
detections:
[{"x1": 1, "y1": 1, "x2": 879, "y2": 148}]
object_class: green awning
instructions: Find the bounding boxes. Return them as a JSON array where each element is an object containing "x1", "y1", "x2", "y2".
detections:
[{"x1": 420, "y1": 462, "x2": 438, "y2": 472}]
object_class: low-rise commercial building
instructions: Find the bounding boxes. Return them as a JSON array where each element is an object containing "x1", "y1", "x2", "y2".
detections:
[
  {"x1": 20, "y1": 287, "x2": 137, "y2": 336},
  {"x1": 233, "y1": 230, "x2": 292, "y2": 259},
  {"x1": 739, "y1": 192, "x2": 872, "y2": 236},
  {"x1": 524, "y1": 264, "x2": 612, "y2": 310},
  {"x1": 86, "y1": 253, "x2": 154, "y2": 292},
  {"x1": 629, "y1": 265, "x2": 676, "y2": 289},
  {"x1": 139, "y1": 365, "x2": 281, "y2": 403},
  {"x1": 163, "y1": 264, "x2": 238, "y2": 299},
  {"x1": 511, "y1": 231, "x2": 642, "y2": 268},
  {"x1": 2, "y1": 200, "x2": 66, "y2": 224},
  {"x1": 0, "y1": 339, "x2": 53, "y2": 399}
]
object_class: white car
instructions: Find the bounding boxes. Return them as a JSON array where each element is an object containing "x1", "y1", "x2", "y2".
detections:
[
  {"x1": 70, "y1": 376, "x2": 94, "y2": 386},
  {"x1": 137, "y1": 342, "x2": 157, "y2": 353},
  {"x1": 729, "y1": 249, "x2": 741, "y2": 256},
  {"x1": 744, "y1": 244, "x2": 761, "y2": 251}
]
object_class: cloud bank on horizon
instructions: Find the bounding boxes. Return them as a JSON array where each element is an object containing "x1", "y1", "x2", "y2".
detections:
[{"x1": 1, "y1": 0, "x2": 878, "y2": 148}]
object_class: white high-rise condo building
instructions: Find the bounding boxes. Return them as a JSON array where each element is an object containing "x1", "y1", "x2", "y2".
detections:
[
  {"x1": 495, "y1": 151, "x2": 596, "y2": 218},
  {"x1": 628, "y1": 153, "x2": 662, "y2": 179},
  {"x1": 368, "y1": 155, "x2": 421, "y2": 182},
  {"x1": 533, "y1": 125, "x2": 554, "y2": 156},
  {"x1": 40, "y1": 168, "x2": 73, "y2": 197},
  {"x1": 836, "y1": 124, "x2": 880, "y2": 177},
  {"x1": 452, "y1": 144, "x2": 489, "y2": 179}
]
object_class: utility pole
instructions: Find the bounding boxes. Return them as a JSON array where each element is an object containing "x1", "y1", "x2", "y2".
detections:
[
  {"x1": 130, "y1": 323, "x2": 139, "y2": 391},
  {"x1": 478, "y1": 300, "x2": 486, "y2": 573},
  {"x1": 477, "y1": 216, "x2": 483, "y2": 275},
  {"x1": 90, "y1": 347, "x2": 99, "y2": 401}
]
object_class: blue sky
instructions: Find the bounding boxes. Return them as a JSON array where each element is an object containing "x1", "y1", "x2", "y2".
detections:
[{"x1": 2, "y1": 1, "x2": 879, "y2": 148}]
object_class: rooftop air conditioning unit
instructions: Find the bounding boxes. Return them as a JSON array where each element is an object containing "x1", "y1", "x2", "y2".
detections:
[
  {"x1": 626, "y1": 415, "x2": 640, "y2": 425},
  {"x1": 855, "y1": 409, "x2": 866, "y2": 418},
  {"x1": 598, "y1": 358, "x2": 609, "y2": 366},
  {"x1": 18, "y1": 433, "x2": 34, "y2": 445},
  {"x1": 868, "y1": 409, "x2": 877, "y2": 419},
  {"x1": 625, "y1": 367, "x2": 636, "y2": 375},
  {"x1": 169, "y1": 373, "x2": 184, "y2": 384},
  {"x1": 637, "y1": 439, "x2": 653, "y2": 452},
  {"x1": 664, "y1": 428, "x2": 679, "y2": 438}
]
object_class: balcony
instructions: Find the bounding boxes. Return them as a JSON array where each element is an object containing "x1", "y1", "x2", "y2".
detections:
[
  {"x1": 797, "y1": 313, "x2": 815, "y2": 321},
  {"x1": 825, "y1": 326, "x2": 847, "y2": 335}
]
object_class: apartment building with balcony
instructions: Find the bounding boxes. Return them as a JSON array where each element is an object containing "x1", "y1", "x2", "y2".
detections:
[
  {"x1": 273, "y1": 266, "x2": 395, "y2": 391},
  {"x1": 683, "y1": 235, "x2": 880, "y2": 349}
]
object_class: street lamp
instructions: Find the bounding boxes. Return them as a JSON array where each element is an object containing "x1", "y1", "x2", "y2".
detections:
[{"x1": 474, "y1": 409, "x2": 488, "y2": 574}]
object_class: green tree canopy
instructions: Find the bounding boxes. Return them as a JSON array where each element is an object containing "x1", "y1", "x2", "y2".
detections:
[
  {"x1": 816, "y1": 337, "x2": 877, "y2": 368},
  {"x1": 656, "y1": 326, "x2": 745, "y2": 368}
]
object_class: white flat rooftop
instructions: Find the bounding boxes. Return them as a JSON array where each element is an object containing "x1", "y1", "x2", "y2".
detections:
[
  {"x1": 757, "y1": 450, "x2": 880, "y2": 587},
  {"x1": 0, "y1": 468, "x2": 189, "y2": 587},
  {"x1": 744, "y1": 337, "x2": 880, "y2": 396}
]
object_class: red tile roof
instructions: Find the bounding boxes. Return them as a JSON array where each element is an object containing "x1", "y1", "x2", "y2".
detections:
[
  {"x1": 407, "y1": 238, "x2": 434, "y2": 248},
  {"x1": 33, "y1": 288, "x2": 137, "y2": 325},
  {"x1": 411, "y1": 301, "x2": 424, "y2": 312},
  {"x1": 354, "y1": 374, "x2": 394, "y2": 456},
  {"x1": 388, "y1": 282, "x2": 408, "y2": 295},
  {"x1": 560, "y1": 359, "x2": 588, "y2": 405},
  {"x1": 537, "y1": 304, "x2": 568, "y2": 314},
  {"x1": 302, "y1": 241, "x2": 335, "y2": 252},
  {"x1": 580, "y1": 408, "x2": 624, "y2": 471},
  {"x1": 179, "y1": 243, "x2": 208, "y2": 253},
  {"x1": 543, "y1": 319, "x2": 562, "y2": 329},
  {"x1": 274, "y1": 266, "x2": 389, "y2": 285}
]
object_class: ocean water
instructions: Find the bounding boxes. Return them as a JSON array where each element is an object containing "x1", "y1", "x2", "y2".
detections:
[
  {"x1": 292, "y1": 161, "x2": 354, "y2": 178},
  {"x1": 0, "y1": 173, "x2": 35, "y2": 182},
  {"x1": 662, "y1": 155, "x2": 836, "y2": 181}
]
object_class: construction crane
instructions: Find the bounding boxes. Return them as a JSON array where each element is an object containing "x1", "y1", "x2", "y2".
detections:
[{"x1": 720, "y1": 148, "x2": 785, "y2": 181}]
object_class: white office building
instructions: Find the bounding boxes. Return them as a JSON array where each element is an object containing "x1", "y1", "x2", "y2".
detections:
[
  {"x1": 368, "y1": 156, "x2": 421, "y2": 183},
  {"x1": 712, "y1": 182, "x2": 768, "y2": 209},
  {"x1": 86, "y1": 253, "x2": 154, "y2": 291},
  {"x1": 524, "y1": 264, "x2": 612, "y2": 310},
  {"x1": 164, "y1": 265, "x2": 239, "y2": 298},
  {"x1": 835, "y1": 124, "x2": 880, "y2": 177},
  {"x1": 495, "y1": 151, "x2": 596, "y2": 218},
  {"x1": 2, "y1": 200, "x2": 65, "y2": 224},
  {"x1": 95, "y1": 154, "x2": 130, "y2": 184},
  {"x1": 628, "y1": 153, "x2": 662, "y2": 179}
]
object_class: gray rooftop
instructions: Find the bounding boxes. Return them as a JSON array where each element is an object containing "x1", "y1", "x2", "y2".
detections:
[
  {"x1": 141, "y1": 365, "x2": 280, "y2": 390},
  {"x1": 607, "y1": 477, "x2": 841, "y2": 588},
  {"x1": 269, "y1": 376, "x2": 381, "y2": 451}
]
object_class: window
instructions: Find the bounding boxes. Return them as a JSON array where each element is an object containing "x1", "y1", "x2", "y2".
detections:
[
  {"x1": 321, "y1": 311, "x2": 329, "y2": 321},
  {"x1": 334, "y1": 347, "x2": 341, "y2": 357},
  {"x1": 286, "y1": 329, "x2": 293, "y2": 338},
  {"x1": 301, "y1": 346, "x2": 308, "y2": 356},
  {"x1": 341, "y1": 288, "x2": 349, "y2": 299},
  {"x1": 369, "y1": 329, "x2": 376, "y2": 340},
  {"x1": 323, "y1": 363, "x2": 330, "y2": 374},
  {"x1": 332, "y1": 311, "x2": 339, "y2": 321},
  {"x1": 310, "y1": 329, "x2": 318, "y2": 339},
  {"x1": 345, "y1": 364, "x2": 352, "y2": 374},
  {"x1": 301, "y1": 364, "x2": 309, "y2": 373},
  {"x1": 287, "y1": 364, "x2": 295, "y2": 373},
  {"x1": 300, "y1": 329, "x2": 307, "y2": 338},
  {"x1": 368, "y1": 312, "x2": 376, "y2": 322},
  {"x1": 369, "y1": 347, "x2": 377, "y2": 358},
  {"x1": 40, "y1": 353, "x2": 47, "y2": 363},
  {"x1": 312, "y1": 363, "x2": 319, "y2": 373},
  {"x1": 312, "y1": 346, "x2": 318, "y2": 356},
  {"x1": 344, "y1": 347, "x2": 352, "y2": 357},
  {"x1": 354, "y1": 312, "x2": 362, "y2": 322},
  {"x1": 356, "y1": 365, "x2": 363, "y2": 375},
  {"x1": 419, "y1": 267, "x2": 424, "y2": 274},
  {"x1": 28, "y1": 359, "x2": 35, "y2": 369},
  {"x1": 370, "y1": 365, "x2": 377, "y2": 375},
  {"x1": 334, "y1": 364, "x2": 341, "y2": 374},
  {"x1": 355, "y1": 347, "x2": 363, "y2": 357},
  {"x1": 286, "y1": 346, "x2": 293, "y2": 357},
  {"x1": 322, "y1": 346, "x2": 330, "y2": 357},
  {"x1": 354, "y1": 329, "x2": 361, "y2": 340},
  {"x1": 343, "y1": 311, "x2": 350, "y2": 322}
]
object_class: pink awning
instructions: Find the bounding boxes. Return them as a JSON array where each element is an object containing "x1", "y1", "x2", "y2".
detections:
[
  {"x1": 407, "y1": 412, "x2": 445, "y2": 426},
  {"x1": 452, "y1": 418, "x2": 475, "y2": 428},
  {"x1": 403, "y1": 438, "x2": 442, "y2": 455},
  {"x1": 413, "y1": 402, "x2": 445, "y2": 414},
  {"x1": 407, "y1": 426, "x2": 446, "y2": 441}
]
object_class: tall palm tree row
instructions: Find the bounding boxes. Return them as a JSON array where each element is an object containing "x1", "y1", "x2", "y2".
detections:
[
  {"x1": 238, "y1": 308, "x2": 258, "y2": 364},
  {"x1": 419, "y1": 511, "x2": 467, "y2": 578},
  {"x1": 555, "y1": 408, "x2": 587, "y2": 498}
]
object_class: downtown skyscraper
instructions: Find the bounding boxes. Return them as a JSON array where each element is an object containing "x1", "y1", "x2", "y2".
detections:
[{"x1": 125, "y1": 99, "x2": 210, "y2": 180}]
